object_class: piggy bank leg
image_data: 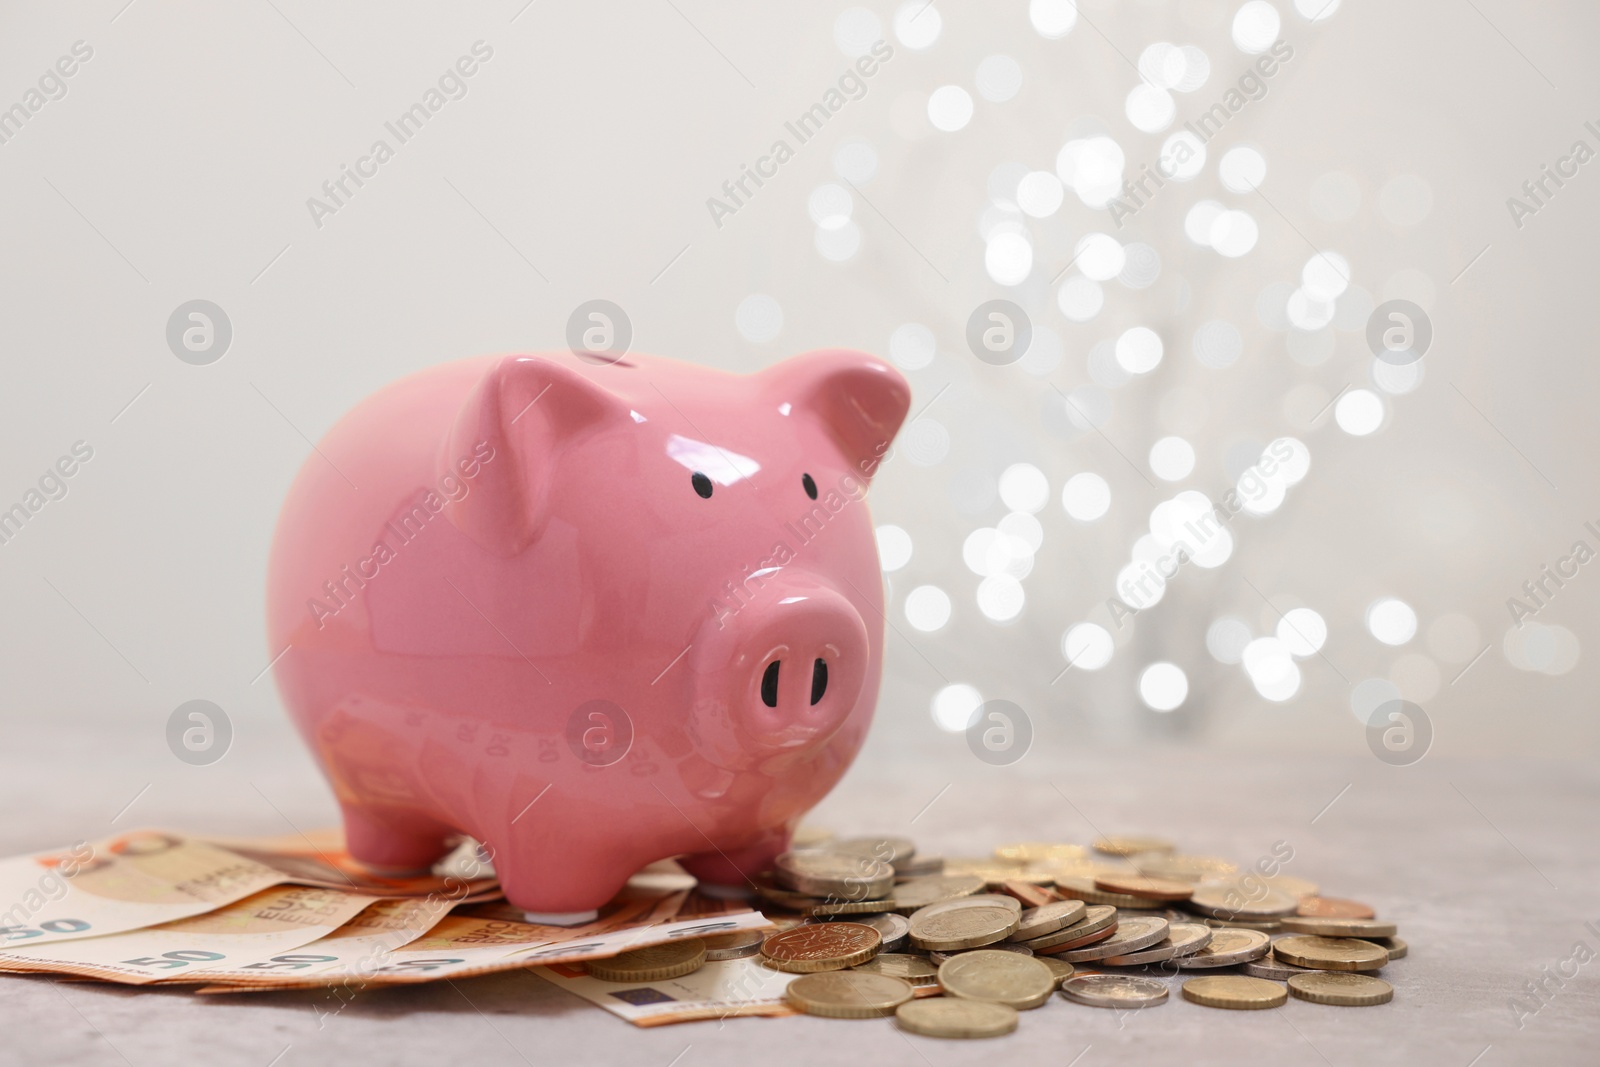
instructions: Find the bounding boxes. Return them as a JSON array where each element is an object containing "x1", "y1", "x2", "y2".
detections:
[
  {"x1": 485, "y1": 830, "x2": 640, "y2": 923},
  {"x1": 678, "y1": 829, "x2": 790, "y2": 899},
  {"x1": 340, "y1": 803, "x2": 453, "y2": 875}
]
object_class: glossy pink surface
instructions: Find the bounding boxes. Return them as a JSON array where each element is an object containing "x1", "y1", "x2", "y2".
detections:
[{"x1": 266, "y1": 349, "x2": 910, "y2": 912}]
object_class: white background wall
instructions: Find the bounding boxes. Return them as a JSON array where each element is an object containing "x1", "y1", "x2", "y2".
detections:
[{"x1": 1, "y1": 1, "x2": 1596, "y2": 839}]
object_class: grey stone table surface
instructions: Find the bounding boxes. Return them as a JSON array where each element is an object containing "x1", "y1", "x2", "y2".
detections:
[{"x1": 2, "y1": 725, "x2": 1597, "y2": 1067}]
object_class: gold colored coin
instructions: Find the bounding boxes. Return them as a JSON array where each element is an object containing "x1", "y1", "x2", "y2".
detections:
[
  {"x1": 1204, "y1": 916, "x2": 1283, "y2": 932},
  {"x1": 1188, "y1": 883, "x2": 1299, "y2": 919},
  {"x1": 808, "y1": 898, "x2": 895, "y2": 917},
  {"x1": 1037, "y1": 954, "x2": 1076, "y2": 987},
  {"x1": 829, "y1": 835, "x2": 917, "y2": 866},
  {"x1": 895, "y1": 997, "x2": 1018, "y2": 1039},
  {"x1": 1059, "y1": 974, "x2": 1170, "y2": 1008},
  {"x1": 1182, "y1": 975, "x2": 1288, "y2": 1010},
  {"x1": 994, "y1": 842, "x2": 1088, "y2": 865},
  {"x1": 938, "y1": 949, "x2": 1056, "y2": 1010},
  {"x1": 1280, "y1": 916, "x2": 1397, "y2": 938},
  {"x1": 894, "y1": 855, "x2": 945, "y2": 879},
  {"x1": 1364, "y1": 936, "x2": 1407, "y2": 960},
  {"x1": 1241, "y1": 949, "x2": 1312, "y2": 981},
  {"x1": 785, "y1": 970, "x2": 914, "y2": 1018},
  {"x1": 908, "y1": 898, "x2": 1021, "y2": 951},
  {"x1": 997, "y1": 880, "x2": 1058, "y2": 909},
  {"x1": 1133, "y1": 853, "x2": 1238, "y2": 883},
  {"x1": 892, "y1": 874, "x2": 987, "y2": 913},
  {"x1": 1093, "y1": 875, "x2": 1194, "y2": 901},
  {"x1": 1093, "y1": 835, "x2": 1175, "y2": 856},
  {"x1": 1020, "y1": 904, "x2": 1117, "y2": 951},
  {"x1": 761, "y1": 922, "x2": 882, "y2": 973},
  {"x1": 853, "y1": 952, "x2": 939, "y2": 985},
  {"x1": 1058, "y1": 915, "x2": 1169, "y2": 962},
  {"x1": 1272, "y1": 935, "x2": 1389, "y2": 972},
  {"x1": 1100, "y1": 922, "x2": 1212, "y2": 966},
  {"x1": 790, "y1": 825, "x2": 834, "y2": 849},
  {"x1": 930, "y1": 942, "x2": 1035, "y2": 966},
  {"x1": 584, "y1": 938, "x2": 707, "y2": 982},
  {"x1": 1171, "y1": 928, "x2": 1272, "y2": 969},
  {"x1": 1263, "y1": 875, "x2": 1319, "y2": 899},
  {"x1": 1054, "y1": 875, "x2": 1163, "y2": 909},
  {"x1": 775, "y1": 850, "x2": 894, "y2": 900},
  {"x1": 701, "y1": 929, "x2": 766, "y2": 961},
  {"x1": 1288, "y1": 971, "x2": 1394, "y2": 1006},
  {"x1": 1296, "y1": 896, "x2": 1375, "y2": 919},
  {"x1": 1008, "y1": 899, "x2": 1087, "y2": 941}
]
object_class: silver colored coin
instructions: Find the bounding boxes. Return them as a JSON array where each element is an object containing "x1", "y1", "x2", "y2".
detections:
[
  {"x1": 1059, "y1": 974, "x2": 1170, "y2": 1008},
  {"x1": 1172, "y1": 928, "x2": 1272, "y2": 969},
  {"x1": 775, "y1": 850, "x2": 895, "y2": 900},
  {"x1": 931, "y1": 942, "x2": 1034, "y2": 965},
  {"x1": 830, "y1": 835, "x2": 917, "y2": 866},
  {"x1": 1008, "y1": 899, "x2": 1088, "y2": 941},
  {"x1": 893, "y1": 874, "x2": 987, "y2": 912},
  {"x1": 1099, "y1": 922, "x2": 1211, "y2": 966},
  {"x1": 854, "y1": 912, "x2": 911, "y2": 953},
  {"x1": 701, "y1": 929, "x2": 766, "y2": 961},
  {"x1": 1241, "y1": 950, "x2": 1313, "y2": 981},
  {"x1": 1058, "y1": 916, "x2": 1170, "y2": 962}
]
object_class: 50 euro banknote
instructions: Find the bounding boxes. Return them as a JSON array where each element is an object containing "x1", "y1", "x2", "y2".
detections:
[{"x1": 0, "y1": 884, "x2": 380, "y2": 983}]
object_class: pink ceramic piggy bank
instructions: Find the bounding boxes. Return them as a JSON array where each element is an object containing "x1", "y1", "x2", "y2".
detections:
[{"x1": 266, "y1": 349, "x2": 909, "y2": 921}]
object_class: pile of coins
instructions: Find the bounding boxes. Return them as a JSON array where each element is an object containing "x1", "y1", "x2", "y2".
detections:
[{"x1": 587, "y1": 832, "x2": 1410, "y2": 1036}]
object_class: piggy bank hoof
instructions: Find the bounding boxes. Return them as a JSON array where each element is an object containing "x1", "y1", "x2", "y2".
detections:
[
  {"x1": 523, "y1": 909, "x2": 600, "y2": 927},
  {"x1": 696, "y1": 882, "x2": 756, "y2": 901}
]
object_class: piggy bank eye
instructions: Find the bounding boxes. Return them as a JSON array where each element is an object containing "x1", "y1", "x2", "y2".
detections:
[
  {"x1": 691, "y1": 472, "x2": 714, "y2": 499},
  {"x1": 802, "y1": 473, "x2": 817, "y2": 500}
]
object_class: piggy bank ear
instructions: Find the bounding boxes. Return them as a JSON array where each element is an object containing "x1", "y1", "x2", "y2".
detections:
[
  {"x1": 443, "y1": 355, "x2": 623, "y2": 556},
  {"x1": 764, "y1": 349, "x2": 911, "y2": 481}
]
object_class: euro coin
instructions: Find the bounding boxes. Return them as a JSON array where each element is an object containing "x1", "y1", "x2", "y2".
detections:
[
  {"x1": 1172, "y1": 928, "x2": 1271, "y2": 969},
  {"x1": 1093, "y1": 875, "x2": 1194, "y2": 901},
  {"x1": 856, "y1": 912, "x2": 910, "y2": 952},
  {"x1": 1008, "y1": 899, "x2": 1087, "y2": 941},
  {"x1": 1241, "y1": 950, "x2": 1313, "y2": 981},
  {"x1": 1133, "y1": 854, "x2": 1237, "y2": 883},
  {"x1": 1287, "y1": 971, "x2": 1394, "y2": 1006},
  {"x1": 1059, "y1": 974, "x2": 1170, "y2": 1008},
  {"x1": 895, "y1": 998, "x2": 1018, "y2": 1039},
  {"x1": 852, "y1": 952, "x2": 938, "y2": 985},
  {"x1": 930, "y1": 942, "x2": 1034, "y2": 966},
  {"x1": 1093, "y1": 835, "x2": 1174, "y2": 856},
  {"x1": 808, "y1": 898, "x2": 895, "y2": 917},
  {"x1": 775, "y1": 850, "x2": 894, "y2": 900},
  {"x1": 938, "y1": 949, "x2": 1056, "y2": 1010},
  {"x1": 1182, "y1": 975, "x2": 1288, "y2": 1010},
  {"x1": 997, "y1": 880, "x2": 1058, "y2": 909},
  {"x1": 761, "y1": 922, "x2": 882, "y2": 973},
  {"x1": 908, "y1": 898, "x2": 1020, "y2": 951},
  {"x1": 892, "y1": 874, "x2": 987, "y2": 913},
  {"x1": 1057, "y1": 916, "x2": 1169, "y2": 962},
  {"x1": 994, "y1": 842, "x2": 1088, "y2": 865},
  {"x1": 1296, "y1": 896, "x2": 1375, "y2": 919},
  {"x1": 785, "y1": 971, "x2": 914, "y2": 1018},
  {"x1": 585, "y1": 938, "x2": 707, "y2": 982},
  {"x1": 830, "y1": 836, "x2": 917, "y2": 866},
  {"x1": 1280, "y1": 916, "x2": 1397, "y2": 938},
  {"x1": 1272, "y1": 935, "x2": 1389, "y2": 972},
  {"x1": 1188, "y1": 883, "x2": 1299, "y2": 919},
  {"x1": 1021, "y1": 905, "x2": 1117, "y2": 951},
  {"x1": 1100, "y1": 922, "x2": 1211, "y2": 965},
  {"x1": 1054, "y1": 875, "x2": 1163, "y2": 909},
  {"x1": 1364, "y1": 936, "x2": 1407, "y2": 960},
  {"x1": 701, "y1": 929, "x2": 765, "y2": 961},
  {"x1": 1037, "y1": 955, "x2": 1076, "y2": 987}
]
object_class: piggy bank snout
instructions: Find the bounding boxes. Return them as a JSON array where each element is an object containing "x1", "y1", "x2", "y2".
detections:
[{"x1": 692, "y1": 580, "x2": 868, "y2": 751}]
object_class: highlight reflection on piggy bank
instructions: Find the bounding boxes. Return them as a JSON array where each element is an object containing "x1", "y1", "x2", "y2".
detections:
[{"x1": 266, "y1": 349, "x2": 909, "y2": 922}]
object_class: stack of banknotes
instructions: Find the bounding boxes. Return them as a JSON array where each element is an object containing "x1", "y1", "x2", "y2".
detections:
[{"x1": 0, "y1": 828, "x2": 770, "y2": 1023}]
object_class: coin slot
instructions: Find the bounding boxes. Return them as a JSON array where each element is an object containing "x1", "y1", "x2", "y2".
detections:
[
  {"x1": 809, "y1": 658, "x2": 828, "y2": 705},
  {"x1": 761, "y1": 660, "x2": 780, "y2": 708}
]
